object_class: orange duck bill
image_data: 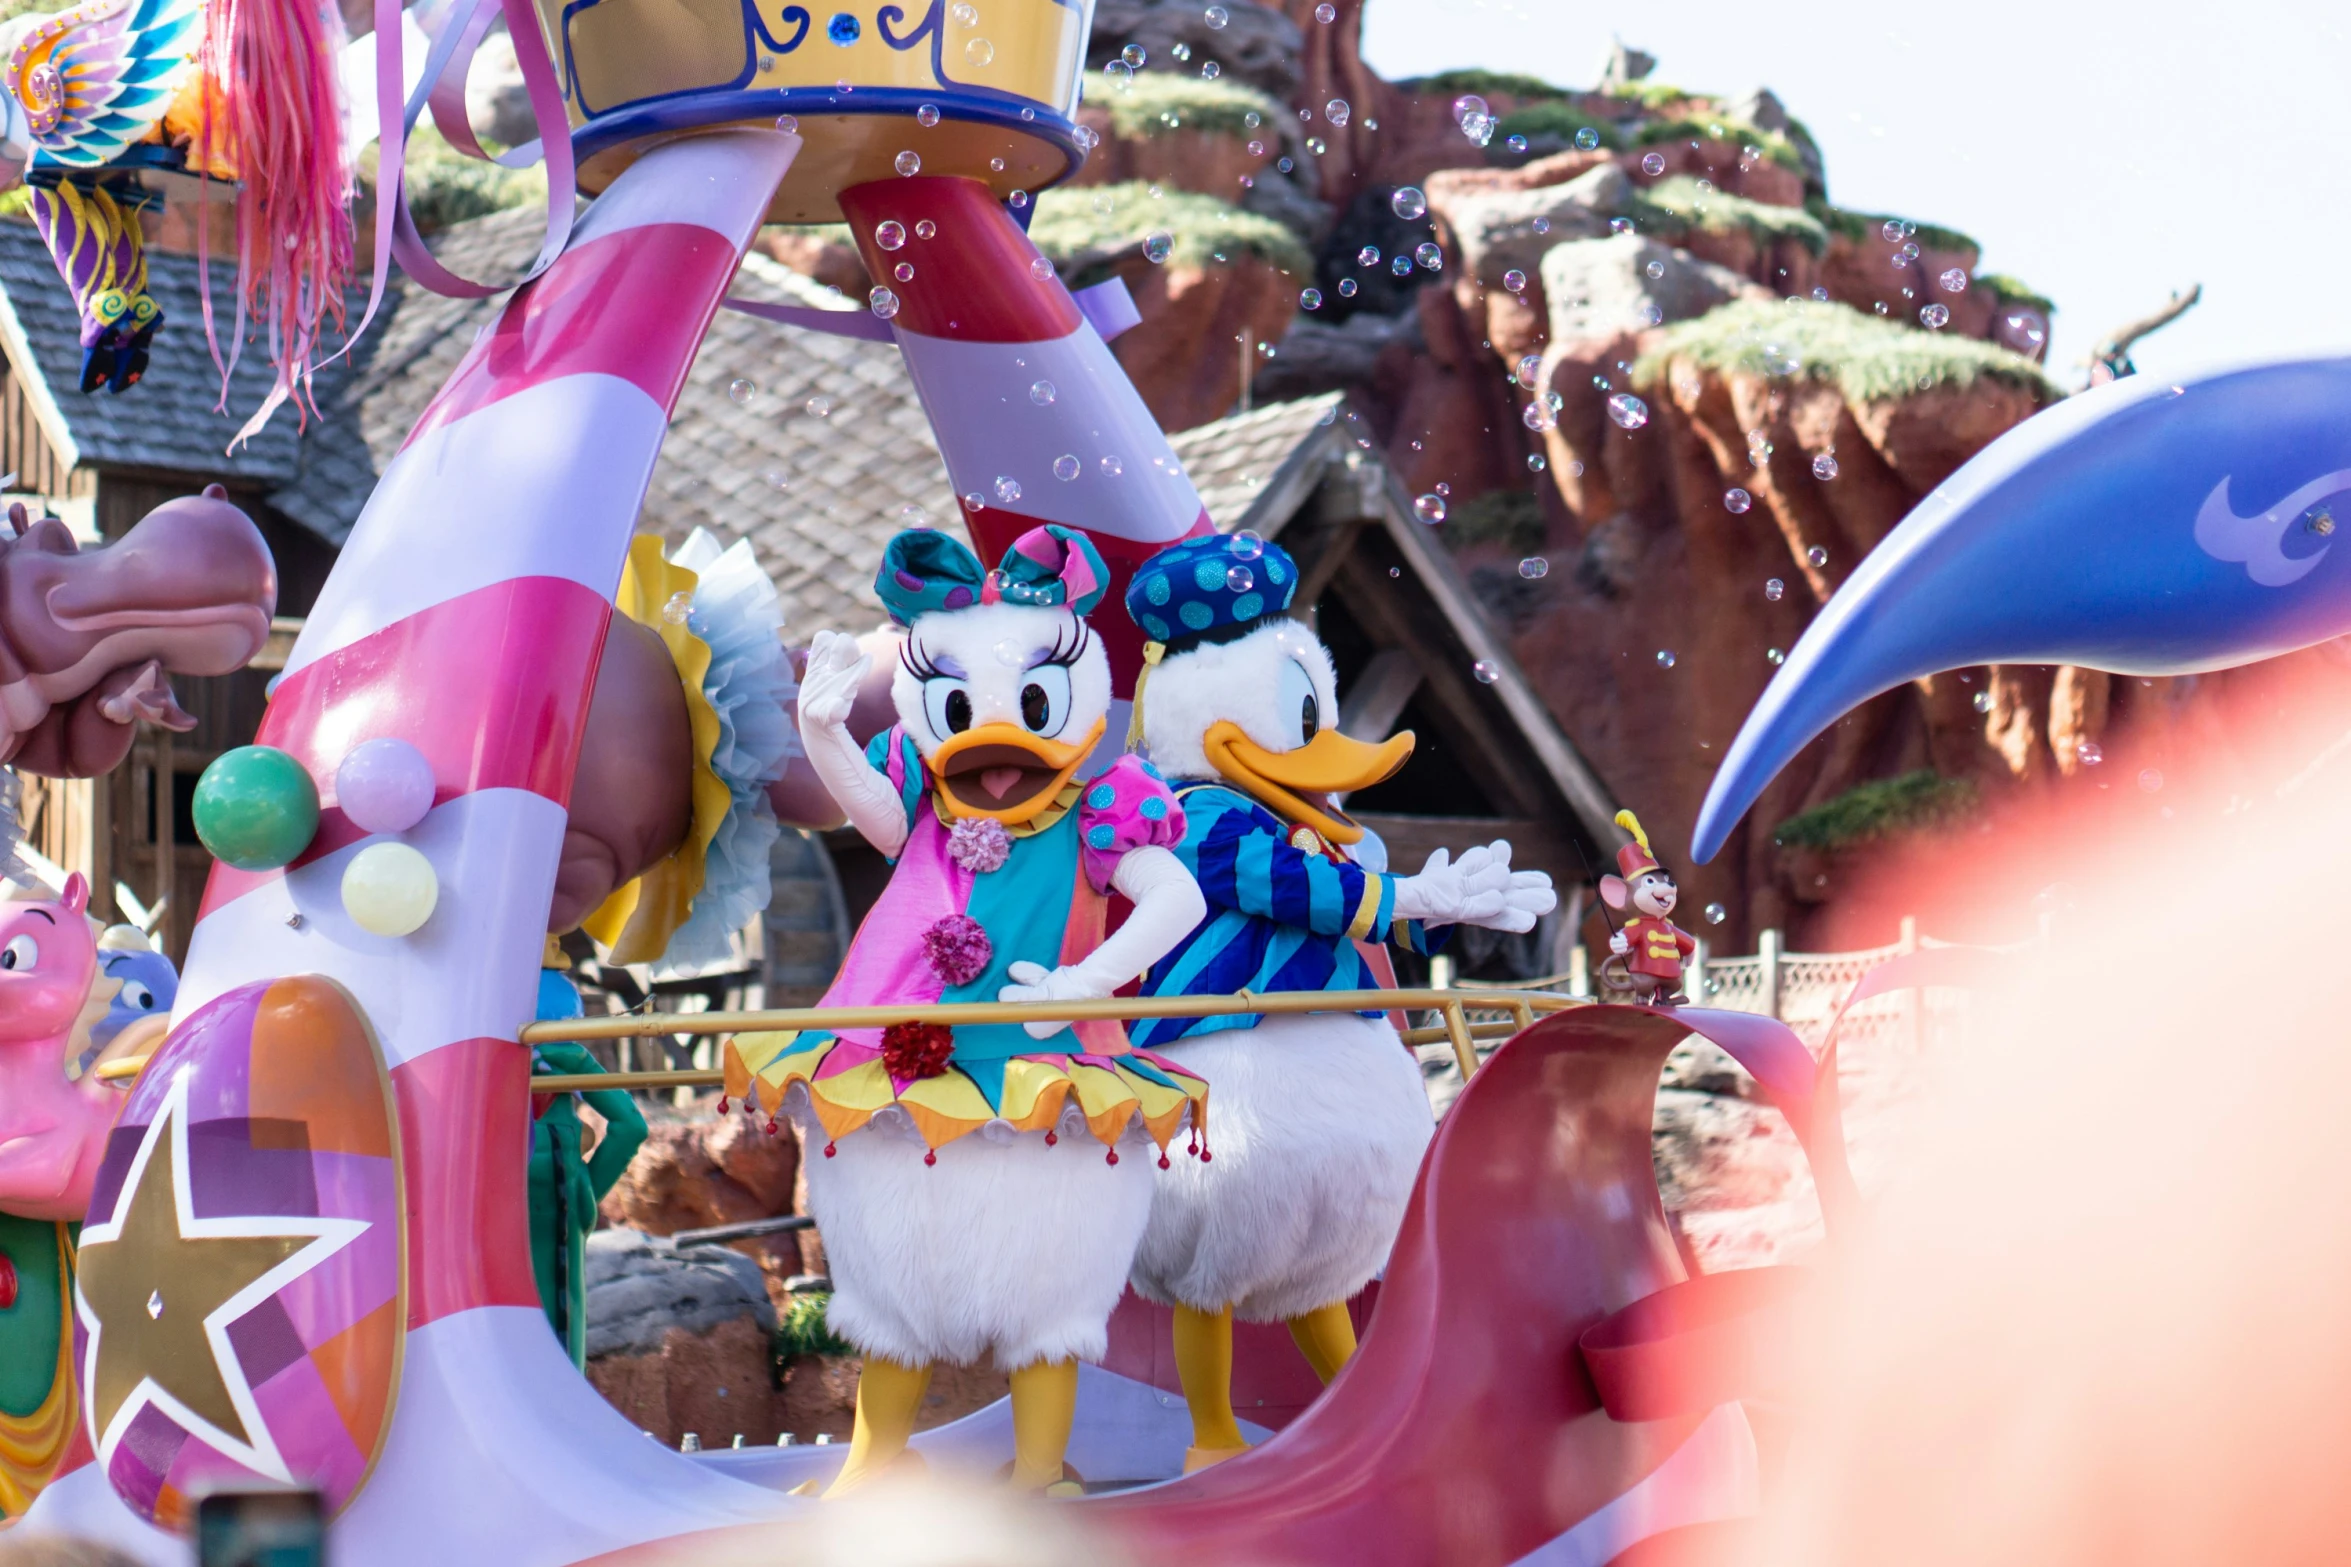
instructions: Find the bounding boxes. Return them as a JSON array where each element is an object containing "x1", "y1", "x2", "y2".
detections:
[
  {"x1": 1202, "y1": 720, "x2": 1413, "y2": 845},
  {"x1": 928, "y1": 715, "x2": 1107, "y2": 825}
]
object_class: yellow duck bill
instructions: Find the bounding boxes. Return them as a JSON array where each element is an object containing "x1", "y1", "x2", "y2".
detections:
[
  {"x1": 1203, "y1": 721, "x2": 1414, "y2": 844},
  {"x1": 928, "y1": 715, "x2": 1107, "y2": 824}
]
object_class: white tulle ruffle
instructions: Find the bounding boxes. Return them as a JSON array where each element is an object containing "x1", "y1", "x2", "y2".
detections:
[{"x1": 660, "y1": 528, "x2": 798, "y2": 974}]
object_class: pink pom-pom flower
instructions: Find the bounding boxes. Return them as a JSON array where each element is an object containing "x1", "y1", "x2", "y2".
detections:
[
  {"x1": 922, "y1": 914, "x2": 993, "y2": 986},
  {"x1": 947, "y1": 814, "x2": 1012, "y2": 874}
]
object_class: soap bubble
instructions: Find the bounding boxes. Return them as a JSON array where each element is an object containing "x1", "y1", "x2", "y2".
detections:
[
  {"x1": 1811, "y1": 453, "x2": 1839, "y2": 480},
  {"x1": 774, "y1": 114, "x2": 799, "y2": 133},
  {"x1": 1640, "y1": 151, "x2": 1666, "y2": 175},
  {"x1": 1413, "y1": 493, "x2": 1447, "y2": 523},
  {"x1": 1473, "y1": 660, "x2": 1500, "y2": 684},
  {"x1": 1644, "y1": 259, "x2": 1666, "y2": 281},
  {"x1": 914, "y1": 219, "x2": 936, "y2": 239},
  {"x1": 1939, "y1": 267, "x2": 1968, "y2": 293},
  {"x1": 1306, "y1": 136, "x2": 1328, "y2": 155},
  {"x1": 1053, "y1": 454, "x2": 1081, "y2": 481},
  {"x1": 1204, "y1": 4, "x2": 1228, "y2": 25},
  {"x1": 963, "y1": 36, "x2": 992, "y2": 64},
  {"x1": 1764, "y1": 576, "x2": 1783, "y2": 600},
  {"x1": 2005, "y1": 311, "x2": 2047, "y2": 347},
  {"x1": 1029, "y1": 379, "x2": 1056, "y2": 405},
  {"x1": 868, "y1": 287, "x2": 899, "y2": 319},
  {"x1": 805, "y1": 394, "x2": 834, "y2": 416},
  {"x1": 1522, "y1": 401, "x2": 1557, "y2": 432},
  {"x1": 1609, "y1": 216, "x2": 1633, "y2": 235},
  {"x1": 1231, "y1": 529, "x2": 1265, "y2": 559},
  {"x1": 727, "y1": 377, "x2": 756, "y2": 405},
  {"x1": 1880, "y1": 219, "x2": 1906, "y2": 242},
  {"x1": 2077, "y1": 740, "x2": 2104, "y2": 766},
  {"x1": 1314, "y1": 1, "x2": 1335, "y2": 18},
  {"x1": 1121, "y1": 42, "x2": 1146, "y2": 65},
  {"x1": 1766, "y1": 648, "x2": 1784, "y2": 665},
  {"x1": 1300, "y1": 287, "x2": 1323, "y2": 309},
  {"x1": 894, "y1": 261, "x2": 914, "y2": 282},
  {"x1": 914, "y1": 104, "x2": 940, "y2": 129},
  {"x1": 1704, "y1": 902, "x2": 1727, "y2": 924},
  {"x1": 1502, "y1": 268, "x2": 1527, "y2": 293},
  {"x1": 1144, "y1": 230, "x2": 1174, "y2": 263},
  {"x1": 1415, "y1": 241, "x2": 1442, "y2": 270},
  {"x1": 1326, "y1": 98, "x2": 1350, "y2": 126},
  {"x1": 2138, "y1": 767, "x2": 2164, "y2": 792},
  {"x1": 1655, "y1": 649, "x2": 1677, "y2": 668},
  {"x1": 1723, "y1": 488, "x2": 1751, "y2": 514},
  {"x1": 1451, "y1": 93, "x2": 1488, "y2": 125},
  {"x1": 1357, "y1": 244, "x2": 1380, "y2": 266},
  {"x1": 1225, "y1": 564, "x2": 1254, "y2": 591},
  {"x1": 950, "y1": 1, "x2": 976, "y2": 21},
  {"x1": 1807, "y1": 545, "x2": 1828, "y2": 567},
  {"x1": 1606, "y1": 393, "x2": 1648, "y2": 429},
  {"x1": 1506, "y1": 134, "x2": 1528, "y2": 153},
  {"x1": 1030, "y1": 254, "x2": 1054, "y2": 279},
  {"x1": 1920, "y1": 303, "x2": 1950, "y2": 329},
  {"x1": 1527, "y1": 453, "x2": 1547, "y2": 472},
  {"x1": 1574, "y1": 126, "x2": 1600, "y2": 150},
  {"x1": 1972, "y1": 689, "x2": 1994, "y2": 713},
  {"x1": 1390, "y1": 186, "x2": 1426, "y2": 220},
  {"x1": 963, "y1": 490, "x2": 986, "y2": 511},
  {"x1": 895, "y1": 150, "x2": 922, "y2": 175},
  {"x1": 994, "y1": 475, "x2": 1022, "y2": 503},
  {"x1": 1390, "y1": 255, "x2": 1414, "y2": 277},
  {"x1": 1099, "y1": 455, "x2": 1124, "y2": 477},
  {"x1": 1533, "y1": 216, "x2": 1550, "y2": 234},
  {"x1": 1514, "y1": 353, "x2": 1543, "y2": 388},
  {"x1": 875, "y1": 220, "x2": 907, "y2": 250},
  {"x1": 1517, "y1": 556, "x2": 1549, "y2": 579},
  {"x1": 1338, "y1": 278, "x2": 1358, "y2": 298},
  {"x1": 1009, "y1": 189, "x2": 1029, "y2": 210}
]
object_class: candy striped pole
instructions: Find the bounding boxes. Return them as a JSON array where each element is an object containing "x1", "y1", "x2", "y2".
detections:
[
  {"x1": 30, "y1": 129, "x2": 806, "y2": 1566},
  {"x1": 838, "y1": 177, "x2": 1215, "y2": 699}
]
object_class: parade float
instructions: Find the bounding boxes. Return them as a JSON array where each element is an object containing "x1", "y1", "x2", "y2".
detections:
[{"x1": 0, "y1": 0, "x2": 2090, "y2": 1559}]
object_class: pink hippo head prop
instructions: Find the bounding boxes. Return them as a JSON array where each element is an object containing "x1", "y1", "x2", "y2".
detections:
[
  {"x1": 0, "y1": 872, "x2": 117, "y2": 1221},
  {"x1": 0, "y1": 485, "x2": 276, "y2": 779}
]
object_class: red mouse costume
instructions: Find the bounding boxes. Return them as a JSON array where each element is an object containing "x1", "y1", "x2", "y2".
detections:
[{"x1": 1614, "y1": 813, "x2": 1695, "y2": 983}]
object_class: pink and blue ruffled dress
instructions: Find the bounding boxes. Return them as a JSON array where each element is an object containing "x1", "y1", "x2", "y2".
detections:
[{"x1": 726, "y1": 734, "x2": 1211, "y2": 1161}]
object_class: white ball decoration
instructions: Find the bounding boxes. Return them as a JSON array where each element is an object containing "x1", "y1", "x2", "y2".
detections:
[{"x1": 342, "y1": 842, "x2": 439, "y2": 936}]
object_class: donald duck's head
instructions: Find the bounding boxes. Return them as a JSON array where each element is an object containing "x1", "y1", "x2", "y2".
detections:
[
  {"x1": 1125, "y1": 533, "x2": 1412, "y2": 845},
  {"x1": 877, "y1": 524, "x2": 1114, "y2": 825}
]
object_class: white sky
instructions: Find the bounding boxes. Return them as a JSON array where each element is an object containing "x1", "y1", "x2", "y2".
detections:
[{"x1": 1361, "y1": 0, "x2": 2348, "y2": 385}]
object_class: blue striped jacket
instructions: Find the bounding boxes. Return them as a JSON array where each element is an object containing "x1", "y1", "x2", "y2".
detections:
[{"x1": 1132, "y1": 784, "x2": 1443, "y2": 1047}]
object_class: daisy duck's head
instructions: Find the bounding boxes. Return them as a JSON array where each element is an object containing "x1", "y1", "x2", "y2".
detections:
[{"x1": 876, "y1": 524, "x2": 1113, "y2": 825}]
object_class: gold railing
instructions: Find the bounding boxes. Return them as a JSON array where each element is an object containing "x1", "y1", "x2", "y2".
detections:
[
  {"x1": 522, "y1": 988, "x2": 1580, "y2": 1091},
  {"x1": 97, "y1": 989, "x2": 1583, "y2": 1089}
]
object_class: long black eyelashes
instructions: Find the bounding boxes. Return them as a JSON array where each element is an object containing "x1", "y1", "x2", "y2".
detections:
[{"x1": 902, "y1": 616, "x2": 1090, "y2": 680}]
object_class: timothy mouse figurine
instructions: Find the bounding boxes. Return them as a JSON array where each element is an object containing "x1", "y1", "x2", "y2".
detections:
[{"x1": 1600, "y1": 810, "x2": 1696, "y2": 1005}]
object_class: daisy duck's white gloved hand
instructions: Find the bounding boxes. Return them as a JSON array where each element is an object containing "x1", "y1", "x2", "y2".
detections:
[
  {"x1": 1391, "y1": 841, "x2": 1558, "y2": 933},
  {"x1": 999, "y1": 845, "x2": 1206, "y2": 1039},
  {"x1": 796, "y1": 629, "x2": 909, "y2": 859}
]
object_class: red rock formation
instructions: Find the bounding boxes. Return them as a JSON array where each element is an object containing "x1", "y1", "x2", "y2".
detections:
[
  {"x1": 1102, "y1": 252, "x2": 1302, "y2": 433},
  {"x1": 599, "y1": 1103, "x2": 817, "y2": 1297}
]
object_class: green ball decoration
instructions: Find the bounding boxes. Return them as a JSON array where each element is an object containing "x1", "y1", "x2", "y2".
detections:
[{"x1": 193, "y1": 746, "x2": 321, "y2": 871}]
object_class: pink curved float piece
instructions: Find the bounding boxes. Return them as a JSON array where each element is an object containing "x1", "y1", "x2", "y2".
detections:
[{"x1": 24, "y1": 128, "x2": 809, "y2": 1567}]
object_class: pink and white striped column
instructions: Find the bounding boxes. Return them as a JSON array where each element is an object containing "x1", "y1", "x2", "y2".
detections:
[
  {"x1": 29, "y1": 129, "x2": 807, "y2": 1567},
  {"x1": 839, "y1": 177, "x2": 1215, "y2": 699}
]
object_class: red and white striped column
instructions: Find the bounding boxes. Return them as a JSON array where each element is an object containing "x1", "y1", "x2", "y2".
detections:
[
  {"x1": 838, "y1": 177, "x2": 1215, "y2": 700},
  {"x1": 39, "y1": 130, "x2": 806, "y2": 1567}
]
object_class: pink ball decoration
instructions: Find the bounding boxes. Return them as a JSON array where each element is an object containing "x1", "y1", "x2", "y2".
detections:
[
  {"x1": 922, "y1": 914, "x2": 993, "y2": 986},
  {"x1": 336, "y1": 737, "x2": 436, "y2": 834},
  {"x1": 946, "y1": 814, "x2": 1012, "y2": 873}
]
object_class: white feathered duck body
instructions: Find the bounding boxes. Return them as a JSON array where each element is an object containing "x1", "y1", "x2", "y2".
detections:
[
  {"x1": 725, "y1": 524, "x2": 1210, "y2": 1493},
  {"x1": 1116, "y1": 532, "x2": 1556, "y2": 1468}
]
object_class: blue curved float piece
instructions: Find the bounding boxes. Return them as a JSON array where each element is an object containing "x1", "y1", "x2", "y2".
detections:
[{"x1": 1692, "y1": 355, "x2": 2351, "y2": 862}]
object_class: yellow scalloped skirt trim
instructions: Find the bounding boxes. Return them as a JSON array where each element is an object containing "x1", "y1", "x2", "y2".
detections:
[
  {"x1": 582, "y1": 536, "x2": 733, "y2": 965},
  {"x1": 724, "y1": 1031, "x2": 1210, "y2": 1157},
  {"x1": 0, "y1": 1223, "x2": 75, "y2": 1518}
]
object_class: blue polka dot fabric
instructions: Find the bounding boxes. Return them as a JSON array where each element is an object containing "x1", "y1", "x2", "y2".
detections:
[{"x1": 1122, "y1": 532, "x2": 1300, "y2": 649}]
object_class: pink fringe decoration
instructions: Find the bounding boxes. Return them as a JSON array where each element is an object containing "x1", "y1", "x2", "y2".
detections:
[
  {"x1": 201, "y1": 0, "x2": 355, "y2": 438},
  {"x1": 946, "y1": 814, "x2": 1012, "y2": 874}
]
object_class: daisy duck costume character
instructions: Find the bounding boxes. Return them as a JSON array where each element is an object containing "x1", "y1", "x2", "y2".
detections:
[
  {"x1": 1121, "y1": 532, "x2": 1556, "y2": 1469},
  {"x1": 725, "y1": 524, "x2": 1211, "y2": 1495}
]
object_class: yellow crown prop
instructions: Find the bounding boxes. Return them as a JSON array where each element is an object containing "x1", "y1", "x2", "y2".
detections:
[{"x1": 526, "y1": 0, "x2": 1095, "y2": 220}]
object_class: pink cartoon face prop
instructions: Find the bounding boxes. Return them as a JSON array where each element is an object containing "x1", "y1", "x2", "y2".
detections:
[{"x1": 0, "y1": 872, "x2": 118, "y2": 1221}]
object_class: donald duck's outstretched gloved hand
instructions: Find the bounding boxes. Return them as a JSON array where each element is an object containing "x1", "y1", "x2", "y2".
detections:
[{"x1": 1391, "y1": 842, "x2": 1557, "y2": 933}]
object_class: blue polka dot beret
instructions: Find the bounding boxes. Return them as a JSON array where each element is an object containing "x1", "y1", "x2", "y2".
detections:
[{"x1": 1122, "y1": 532, "x2": 1299, "y2": 650}]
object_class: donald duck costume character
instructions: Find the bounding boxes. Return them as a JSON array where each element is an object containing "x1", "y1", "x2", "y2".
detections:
[
  {"x1": 1121, "y1": 532, "x2": 1556, "y2": 1469},
  {"x1": 725, "y1": 524, "x2": 1211, "y2": 1495}
]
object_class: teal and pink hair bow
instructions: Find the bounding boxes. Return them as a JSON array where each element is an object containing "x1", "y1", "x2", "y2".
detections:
[{"x1": 876, "y1": 524, "x2": 1109, "y2": 626}]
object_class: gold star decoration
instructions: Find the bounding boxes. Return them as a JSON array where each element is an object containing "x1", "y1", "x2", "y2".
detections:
[{"x1": 74, "y1": 1075, "x2": 364, "y2": 1479}]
